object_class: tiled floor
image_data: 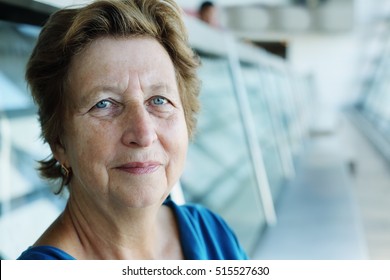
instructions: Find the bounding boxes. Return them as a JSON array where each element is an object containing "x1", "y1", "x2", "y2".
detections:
[{"x1": 253, "y1": 113, "x2": 390, "y2": 260}]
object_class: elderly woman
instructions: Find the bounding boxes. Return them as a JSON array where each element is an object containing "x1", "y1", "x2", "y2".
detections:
[{"x1": 17, "y1": 0, "x2": 247, "y2": 260}]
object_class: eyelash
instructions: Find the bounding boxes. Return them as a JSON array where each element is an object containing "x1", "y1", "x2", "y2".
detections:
[
  {"x1": 149, "y1": 96, "x2": 169, "y2": 106},
  {"x1": 94, "y1": 99, "x2": 113, "y2": 109},
  {"x1": 91, "y1": 96, "x2": 171, "y2": 113}
]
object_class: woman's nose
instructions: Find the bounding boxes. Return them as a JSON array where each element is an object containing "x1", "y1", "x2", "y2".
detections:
[{"x1": 121, "y1": 105, "x2": 157, "y2": 148}]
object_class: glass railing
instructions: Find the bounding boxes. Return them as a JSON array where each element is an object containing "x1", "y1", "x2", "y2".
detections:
[
  {"x1": 354, "y1": 36, "x2": 390, "y2": 160},
  {"x1": 180, "y1": 56, "x2": 267, "y2": 254},
  {"x1": 240, "y1": 63, "x2": 285, "y2": 201},
  {"x1": 0, "y1": 21, "x2": 66, "y2": 260},
  {"x1": 181, "y1": 19, "x2": 314, "y2": 255}
]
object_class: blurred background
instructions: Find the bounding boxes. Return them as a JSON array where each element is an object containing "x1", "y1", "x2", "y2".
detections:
[{"x1": 0, "y1": 0, "x2": 389, "y2": 260}]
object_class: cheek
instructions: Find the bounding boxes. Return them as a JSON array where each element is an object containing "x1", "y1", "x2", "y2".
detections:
[
  {"x1": 162, "y1": 114, "x2": 189, "y2": 176},
  {"x1": 64, "y1": 120, "x2": 116, "y2": 175}
]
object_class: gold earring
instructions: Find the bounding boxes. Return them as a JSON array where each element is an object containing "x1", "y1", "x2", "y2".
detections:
[{"x1": 61, "y1": 164, "x2": 70, "y2": 178}]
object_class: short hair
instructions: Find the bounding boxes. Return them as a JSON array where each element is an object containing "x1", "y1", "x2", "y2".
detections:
[
  {"x1": 199, "y1": 1, "x2": 214, "y2": 13},
  {"x1": 26, "y1": 0, "x2": 200, "y2": 191}
]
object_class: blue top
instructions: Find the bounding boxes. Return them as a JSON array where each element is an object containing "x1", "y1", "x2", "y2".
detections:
[{"x1": 18, "y1": 200, "x2": 248, "y2": 260}]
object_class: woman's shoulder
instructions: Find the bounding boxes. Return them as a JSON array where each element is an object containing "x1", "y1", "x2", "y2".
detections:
[
  {"x1": 17, "y1": 245, "x2": 76, "y2": 260},
  {"x1": 165, "y1": 199, "x2": 225, "y2": 227},
  {"x1": 164, "y1": 199, "x2": 248, "y2": 260}
]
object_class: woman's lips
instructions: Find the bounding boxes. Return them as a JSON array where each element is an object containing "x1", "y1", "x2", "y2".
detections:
[{"x1": 116, "y1": 162, "x2": 161, "y2": 175}]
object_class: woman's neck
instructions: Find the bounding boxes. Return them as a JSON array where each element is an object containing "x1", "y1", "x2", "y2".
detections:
[
  {"x1": 70, "y1": 193, "x2": 181, "y2": 259},
  {"x1": 36, "y1": 195, "x2": 183, "y2": 259}
]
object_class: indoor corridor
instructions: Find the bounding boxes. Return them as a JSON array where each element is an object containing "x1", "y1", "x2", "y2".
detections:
[{"x1": 253, "y1": 112, "x2": 390, "y2": 260}]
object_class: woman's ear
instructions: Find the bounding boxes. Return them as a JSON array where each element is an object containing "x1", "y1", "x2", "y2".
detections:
[{"x1": 51, "y1": 139, "x2": 68, "y2": 167}]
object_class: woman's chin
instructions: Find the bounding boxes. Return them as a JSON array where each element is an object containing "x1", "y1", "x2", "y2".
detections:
[{"x1": 111, "y1": 186, "x2": 169, "y2": 209}]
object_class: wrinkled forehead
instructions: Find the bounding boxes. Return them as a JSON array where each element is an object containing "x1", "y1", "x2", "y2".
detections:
[{"x1": 64, "y1": 36, "x2": 179, "y2": 107}]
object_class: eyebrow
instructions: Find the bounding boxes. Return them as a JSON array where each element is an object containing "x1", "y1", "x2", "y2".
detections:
[
  {"x1": 77, "y1": 85, "x2": 122, "y2": 108},
  {"x1": 146, "y1": 83, "x2": 174, "y2": 94},
  {"x1": 77, "y1": 82, "x2": 178, "y2": 108},
  {"x1": 142, "y1": 83, "x2": 180, "y2": 102}
]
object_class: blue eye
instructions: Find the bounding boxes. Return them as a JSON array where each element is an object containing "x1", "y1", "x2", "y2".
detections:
[
  {"x1": 90, "y1": 99, "x2": 121, "y2": 117},
  {"x1": 95, "y1": 100, "x2": 111, "y2": 109},
  {"x1": 151, "y1": 96, "x2": 168, "y2": 106}
]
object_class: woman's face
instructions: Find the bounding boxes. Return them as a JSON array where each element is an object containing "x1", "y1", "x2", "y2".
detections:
[{"x1": 55, "y1": 37, "x2": 188, "y2": 209}]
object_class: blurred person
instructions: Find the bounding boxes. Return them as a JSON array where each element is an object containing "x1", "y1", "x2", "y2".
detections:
[
  {"x1": 16, "y1": 0, "x2": 247, "y2": 260},
  {"x1": 198, "y1": 1, "x2": 219, "y2": 27}
]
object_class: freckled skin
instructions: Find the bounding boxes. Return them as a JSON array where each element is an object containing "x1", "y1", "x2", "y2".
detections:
[{"x1": 54, "y1": 37, "x2": 189, "y2": 213}]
